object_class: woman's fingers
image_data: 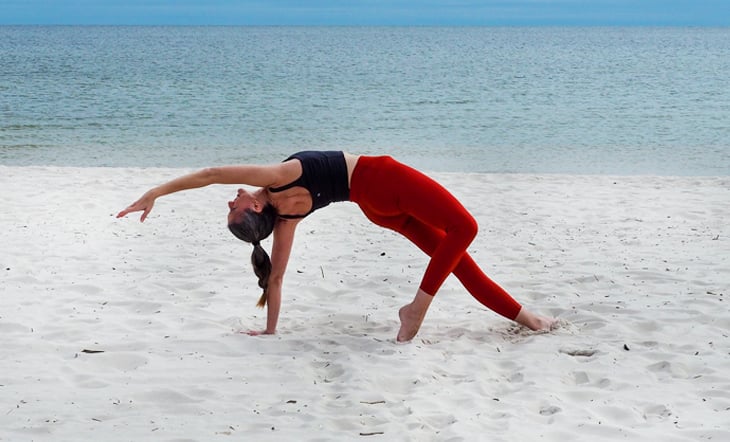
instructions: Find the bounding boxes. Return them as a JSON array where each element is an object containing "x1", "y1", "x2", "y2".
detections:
[
  {"x1": 117, "y1": 197, "x2": 154, "y2": 222},
  {"x1": 117, "y1": 204, "x2": 140, "y2": 218},
  {"x1": 244, "y1": 329, "x2": 274, "y2": 336},
  {"x1": 116, "y1": 206, "x2": 135, "y2": 218}
]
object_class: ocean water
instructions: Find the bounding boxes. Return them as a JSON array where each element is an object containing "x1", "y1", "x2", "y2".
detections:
[{"x1": 1, "y1": 26, "x2": 729, "y2": 174}]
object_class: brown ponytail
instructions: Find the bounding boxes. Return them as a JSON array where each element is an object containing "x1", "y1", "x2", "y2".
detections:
[
  {"x1": 250, "y1": 242, "x2": 272, "y2": 307},
  {"x1": 227, "y1": 204, "x2": 277, "y2": 307}
]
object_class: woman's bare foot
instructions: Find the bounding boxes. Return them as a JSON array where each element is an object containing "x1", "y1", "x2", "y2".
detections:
[
  {"x1": 514, "y1": 308, "x2": 558, "y2": 331},
  {"x1": 397, "y1": 304, "x2": 424, "y2": 342},
  {"x1": 397, "y1": 289, "x2": 434, "y2": 342}
]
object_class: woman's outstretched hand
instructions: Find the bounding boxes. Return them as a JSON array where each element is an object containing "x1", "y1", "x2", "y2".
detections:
[{"x1": 117, "y1": 191, "x2": 156, "y2": 222}]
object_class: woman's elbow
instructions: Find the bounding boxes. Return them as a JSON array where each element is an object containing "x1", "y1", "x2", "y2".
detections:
[
  {"x1": 200, "y1": 167, "x2": 222, "y2": 184},
  {"x1": 268, "y1": 273, "x2": 285, "y2": 288}
]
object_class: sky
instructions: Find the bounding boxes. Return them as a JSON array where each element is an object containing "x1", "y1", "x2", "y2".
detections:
[{"x1": 1, "y1": 0, "x2": 729, "y2": 26}]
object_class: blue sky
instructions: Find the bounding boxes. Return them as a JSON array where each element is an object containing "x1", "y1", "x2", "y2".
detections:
[{"x1": 1, "y1": 0, "x2": 729, "y2": 26}]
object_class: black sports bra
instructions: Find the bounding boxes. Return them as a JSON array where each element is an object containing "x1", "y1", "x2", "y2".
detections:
[{"x1": 269, "y1": 151, "x2": 350, "y2": 219}]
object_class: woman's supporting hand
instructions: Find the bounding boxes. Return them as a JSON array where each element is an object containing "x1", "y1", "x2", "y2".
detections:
[
  {"x1": 245, "y1": 329, "x2": 276, "y2": 336},
  {"x1": 117, "y1": 190, "x2": 157, "y2": 222}
]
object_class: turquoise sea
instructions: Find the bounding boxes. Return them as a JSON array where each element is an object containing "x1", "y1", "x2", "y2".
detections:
[{"x1": 1, "y1": 26, "x2": 729, "y2": 174}]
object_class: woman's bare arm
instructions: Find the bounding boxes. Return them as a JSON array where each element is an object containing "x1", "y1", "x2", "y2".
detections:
[
  {"x1": 116, "y1": 164, "x2": 286, "y2": 222},
  {"x1": 248, "y1": 217, "x2": 300, "y2": 335}
]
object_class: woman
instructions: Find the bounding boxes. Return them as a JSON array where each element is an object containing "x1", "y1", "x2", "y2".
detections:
[{"x1": 117, "y1": 151, "x2": 556, "y2": 341}]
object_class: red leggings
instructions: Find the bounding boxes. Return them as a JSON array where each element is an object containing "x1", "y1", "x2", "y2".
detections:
[{"x1": 350, "y1": 155, "x2": 522, "y2": 320}]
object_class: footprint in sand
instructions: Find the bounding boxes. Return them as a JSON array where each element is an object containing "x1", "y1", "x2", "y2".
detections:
[
  {"x1": 539, "y1": 405, "x2": 562, "y2": 416},
  {"x1": 312, "y1": 360, "x2": 345, "y2": 383},
  {"x1": 643, "y1": 404, "x2": 672, "y2": 422},
  {"x1": 647, "y1": 360, "x2": 689, "y2": 379},
  {"x1": 570, "y1": 370, "x2": 611, "y2": 388},
  {"x1": 559, "y1": 348, "x2": 598, "y2": 358},
  {"x1": 573, "y1": 371, "x2": 591, "y2": 385}
]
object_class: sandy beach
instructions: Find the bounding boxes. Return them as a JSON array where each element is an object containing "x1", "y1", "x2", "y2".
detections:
[{"x1": 1, "y1": 166, "x2": 728, "y2": 441}]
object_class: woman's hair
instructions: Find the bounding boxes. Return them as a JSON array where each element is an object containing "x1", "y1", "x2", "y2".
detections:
[{"x1": 227, "y1": 203, "x2": 277, "y2": 307}]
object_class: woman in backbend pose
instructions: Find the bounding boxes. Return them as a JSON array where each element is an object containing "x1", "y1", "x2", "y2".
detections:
[{"x1": 117, "y1": 151, "x2": 556, "y2": 341}]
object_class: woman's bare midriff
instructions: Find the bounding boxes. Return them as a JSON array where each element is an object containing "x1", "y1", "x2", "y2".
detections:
[{"x1": 343, "y1": 152, "x2": 361, "y2": 188}]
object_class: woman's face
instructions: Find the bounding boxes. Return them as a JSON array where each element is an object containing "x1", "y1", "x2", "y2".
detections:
[{"x1": 227, "y1": 188, "x2": 255, "y2": 224}]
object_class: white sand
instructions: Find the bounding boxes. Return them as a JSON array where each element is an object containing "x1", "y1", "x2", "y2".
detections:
[{"x1": 1, "y1": 166, "x2": 728, "y2": 441}]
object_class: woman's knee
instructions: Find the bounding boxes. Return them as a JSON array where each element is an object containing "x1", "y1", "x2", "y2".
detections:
[{"x1": 457, "y1": 213, "x2": 478, "y2": 244}]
